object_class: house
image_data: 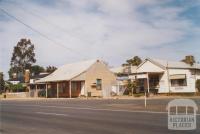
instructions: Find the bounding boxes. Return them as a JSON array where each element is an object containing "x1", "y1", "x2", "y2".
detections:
[
  {"x1": 35, "y1": 59, "x2": 116, "y2": 98},
  {"x1": 111, "y1": 65, "x2": 137, "y2": 95},
  {"x1": 29, "y1": 72, "x2": 50, "y2": 97},
  {"x1": 7, "y1": 78, "x2": 21, "y2": 85},
  {"x1": 7, "y1": 71, "x2": 27, "y2": 85},
  {"x1": 129, "y1": 58, "x2": 200, "y2": 93}
]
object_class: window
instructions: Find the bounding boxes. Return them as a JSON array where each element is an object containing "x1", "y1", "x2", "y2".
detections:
[
  {"x1": 171, "y1": 79, "x2": 187, "y2": 87},
  {"x1": 96, "y1": 79, "x2": 102, "y2": 90},
  {"x1": 149, "y1": 75, "x2": 159, "y2": 87},
  {"x1": 170, "y1": 74, "x2": 187, "y2": 87}
]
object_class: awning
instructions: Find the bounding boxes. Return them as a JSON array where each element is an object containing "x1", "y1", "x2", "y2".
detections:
[
  {"x1": 170, "y1": 74, "x2": 186, "y2": 80},
  {"x1": 117, "y1": 76, "x2": 129, "y2": 81},
  {"x1": 137, "y1": 74, "x2": 148, "y2": 79}
]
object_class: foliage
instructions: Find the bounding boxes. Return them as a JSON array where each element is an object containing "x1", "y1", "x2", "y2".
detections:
[
  {"x1": 125, "y1": 80, "x2": 138, "y2": 95},
  {"x1": 31, "y1": 65, "x2": 45, "y2": 75},
  {"x1": 46, "y1": 66, "x2": 57, "y2": 73},
  {"x1": 181, "y1": 55, "x2": 195, "y2": 66},
  {"x1": 0, "y1": 72, "x2": 5, "y2": 91},
  {"x1": 6, "y1": 83, "x2": 25, "y2": 92},
  {"x1": 8, "y1": 66, "x2": 21, "y2": 79},
  {"x1": 122, "y1": 56, "x2": 142, "y2": 66},
  {"x1": 38, "y1": 90, "x2": 46, "y2": 97},
  {"x1": 196, "y1": 79, "x2": 200, "y2": 92},
  {"x1": 10, "y1": 38, "x2": 36, "y2": 77}
]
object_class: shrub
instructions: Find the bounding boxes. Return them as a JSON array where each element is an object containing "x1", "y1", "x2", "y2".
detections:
[
  {"x1": 7, "y1": 83, "x2": 25, "y2": 92},
  {"x1": 125, "y1": 80, "x2": 138, "y2": 95},
  {"x1": 196, "y1": 79, "x2": 200, "y2": 92},
  {"x1": 38, "y1": 90, "x2": 46, "y2": 97}
]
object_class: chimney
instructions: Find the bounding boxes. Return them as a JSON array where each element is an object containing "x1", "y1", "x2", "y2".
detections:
[
  {"x1": 12, "y1": 73, "x2": 17, "y2": 79},
  {"x1": 24, "y1": 69, "x2": 30, "y2": 83}
]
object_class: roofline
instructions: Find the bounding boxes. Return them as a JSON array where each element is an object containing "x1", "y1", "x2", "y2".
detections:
[
  {"x1": 137, "y1": 58, "x2": 166, "y2": 70},
  {"x1": 36, "y1": 59, "x2": 101, "y2": 83},
  {"x1": 137, "y1": 58, "x2": 200, "y2": 70},
  {"x1": 70, "y1": 60, "x2": 100, "y2": 80}
]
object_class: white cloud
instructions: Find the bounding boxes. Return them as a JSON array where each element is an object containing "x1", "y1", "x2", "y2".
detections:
[{"x1": 0, "y1": 0, "x2": 198, "y2": 78}]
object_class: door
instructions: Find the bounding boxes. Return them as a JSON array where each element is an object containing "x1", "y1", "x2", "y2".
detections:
[{"x1": 81, "y1": 81, "x2": 85, "y2": 96}]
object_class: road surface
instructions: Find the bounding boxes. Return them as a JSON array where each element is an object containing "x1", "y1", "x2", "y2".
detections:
[{"x1": 0, "y1": 98, "x2": 199, "y2": 134}]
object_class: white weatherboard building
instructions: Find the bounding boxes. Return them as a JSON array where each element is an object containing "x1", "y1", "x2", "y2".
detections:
[{"x1": 112, "y1": 58, "x2": 200, "y2": 94}]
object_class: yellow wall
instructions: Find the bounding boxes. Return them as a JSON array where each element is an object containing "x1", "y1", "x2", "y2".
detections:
[{"x1": 84, "y1": 61, "x2": 116, "y2": 97}]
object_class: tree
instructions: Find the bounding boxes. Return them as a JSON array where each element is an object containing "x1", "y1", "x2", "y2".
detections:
[
  {"x1": 10, "y1": 38, "x2": 36, "y2": 77},
  {"x1": 125, "y1": 80, "x2": 138, "y2": 95},
  {"x1": 0, "y1": 72, "x2": 5, "y2": 92},
  {"x1": 6, "y1": 83, "x2": 25, "y2": 92},
  {"x1": 8, "y1": 66, "x2": 21, "y2": 79},
  {"x1": 122, "y1": 56, "x2": 142, "y2": 66},
  {"x1": 196, "y1": 80, "x2": 200, "y2": 92},
  {"x1": 31, "y1": 65, "x2": 45, "y2": 75},
  {"x1": 181, "y1": 55, "x2": 195, "y2": 66},
  {"x1": 46, "y1": 66, "x2": 57, "y2": 73}
]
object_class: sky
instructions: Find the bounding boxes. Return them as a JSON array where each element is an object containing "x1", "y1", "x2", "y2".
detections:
[{"x1": 0, "y1": 0, "x2": 200, "y2": 79}]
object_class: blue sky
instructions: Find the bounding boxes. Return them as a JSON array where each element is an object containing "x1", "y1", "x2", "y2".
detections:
[{"x1": 0, "y1": 0, "x2": 200, "y2": 78}]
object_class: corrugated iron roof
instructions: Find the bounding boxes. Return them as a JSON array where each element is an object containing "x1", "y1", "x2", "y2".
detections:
[
  {"x1": 149, "y1": 58, "x2": 200, "y2": 69},
  {"x1": 36, "y1": 59, "x2": 97, "y2": 83}
]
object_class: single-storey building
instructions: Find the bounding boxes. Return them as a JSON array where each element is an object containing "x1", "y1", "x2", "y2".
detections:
[
  {"x1": 35, "y1": 59, "x2": 116, "y2": 98},
  {"x1": 110, "y1": 66, "x2": 137, "y2": 95},
  {"x1": 29, "y1": 72, "x2": 50, "y2": 97},
  {"x1": 129, "y1": 58, "x2": 200, "y2": 93}
]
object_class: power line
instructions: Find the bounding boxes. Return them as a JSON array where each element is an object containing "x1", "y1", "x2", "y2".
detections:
[
  {"x1": 17, "y1": 5, "x2": 75, "y2": 38},
  {"x1": 6, "y1": 2, "x2": 93, "y2": 47},
  {"x1": 14, "y1": 3, "x2": 94, "y2": 47},
  {"x1": 0, "y1": 8, "x2": 87, "y2": 59}
]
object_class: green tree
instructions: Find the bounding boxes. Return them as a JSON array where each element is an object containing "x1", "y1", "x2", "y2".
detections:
[
  {"x1": 125, "y1": 80, "x2": 138, "y2": 95},
  {"x1": 122, "y1": 56, "x2": 142, "y2": 66},
  {"x1": 31, "y1": 65, "x2": 45, "y2": 75},
  {"x1": 10, "y1": 38, "x2": 36, "y2": 78},
  {"x1": 181, "y1": 55, "x2": 195, "y2": 66},
  {"x1": 46, "y1": 66, "x2": 57, "y2": 73},
  {"x1": 8, "y1": 66, "x2": 21, "y2": 79},
  {"x1": 6, "y1": 83, "x2": 25, "y2": 92},
  {"x1": 0, "y1": 72, "x2": 5, "y2": 92},
  {"x1": 196, "y1": 79, "x2": 200, "y2": 92}
]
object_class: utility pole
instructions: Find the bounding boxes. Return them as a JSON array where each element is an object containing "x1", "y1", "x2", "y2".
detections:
[
  {"x1": 167, "y1": 61, "x2": 171, "y2": 93},
  {"x1": 145, "y1": 73, "x2": 149, "y2": 108},
  {"x1": 145, "y1": 90, "x2": 147, "y2": 108}
]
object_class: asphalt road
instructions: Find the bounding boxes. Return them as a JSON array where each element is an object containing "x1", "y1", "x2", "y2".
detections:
[{"x1": 0, "y1": 98, "x2": 200, "y2": 134}]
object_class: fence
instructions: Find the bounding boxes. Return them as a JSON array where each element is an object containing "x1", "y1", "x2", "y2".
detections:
[{"x1": 5, "y1": 92, "x2": 29, "y2": 98}]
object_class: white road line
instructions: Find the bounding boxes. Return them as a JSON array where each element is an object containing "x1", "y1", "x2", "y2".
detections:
[
  {"x1": 2, "y1": 104, "x2": 200, "y2": 116},
  {"x1": 36, "y1": 112, "x2": 69, "y2": 117}
]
